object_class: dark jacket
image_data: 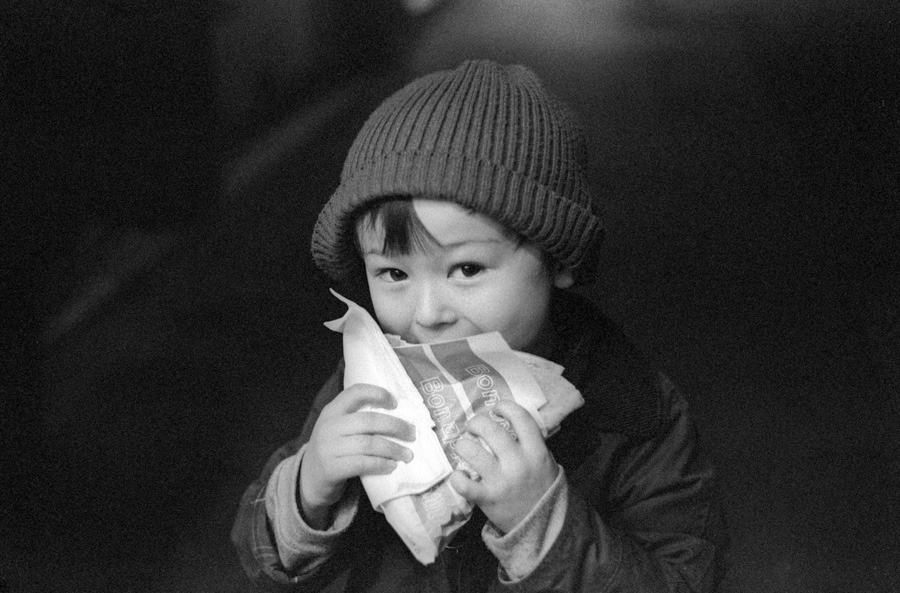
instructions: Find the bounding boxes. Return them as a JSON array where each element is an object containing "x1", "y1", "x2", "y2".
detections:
[{"x1": 232, "y1": 291, "x2": 729, "y2": 592}]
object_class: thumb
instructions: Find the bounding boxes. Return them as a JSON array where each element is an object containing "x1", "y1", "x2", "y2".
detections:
[{"x1": 450, "y1": 469, "x2": 485, "y2": 503}]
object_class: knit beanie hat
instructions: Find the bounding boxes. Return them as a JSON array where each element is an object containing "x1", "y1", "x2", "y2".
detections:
[{"x1": 311, "y1": 59, "x2": 603, "y2": 284}]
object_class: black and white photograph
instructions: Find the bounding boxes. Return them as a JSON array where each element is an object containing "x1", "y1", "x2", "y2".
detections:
[{"x1": 4, "y1": 1, "x2": 898, "y2": 591}]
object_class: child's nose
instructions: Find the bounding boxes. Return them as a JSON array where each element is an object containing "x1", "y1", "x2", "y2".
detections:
[{"x1": 413, "y1": 283, "x2": 456, "y2": 330}]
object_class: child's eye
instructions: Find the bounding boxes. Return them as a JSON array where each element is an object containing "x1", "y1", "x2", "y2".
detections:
[
  {"x1": 379, "y1": 268, "x2": 408, "y2": 282},
  {"x1": 451, "y1": 263, "x2": 485, "y2": 279}
]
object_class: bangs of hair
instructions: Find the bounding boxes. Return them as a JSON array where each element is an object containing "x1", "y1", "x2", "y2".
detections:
[{"x1": 355, "y1": 199, "x2": 439, "y2": 256}]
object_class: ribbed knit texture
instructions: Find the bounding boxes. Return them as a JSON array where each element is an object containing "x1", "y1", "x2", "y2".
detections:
[{"x1": 311, "y1": 59, "x2": 603, "y2": 284}]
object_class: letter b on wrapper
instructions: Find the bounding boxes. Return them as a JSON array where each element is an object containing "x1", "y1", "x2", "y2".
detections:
[{"x1": 420, "y1": 377, "x2": 443, "y2": 395}]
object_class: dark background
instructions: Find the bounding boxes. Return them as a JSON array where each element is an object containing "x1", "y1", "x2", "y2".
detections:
[{"x1": 3, "y1": 1, "x2": 899, "y2": 591}]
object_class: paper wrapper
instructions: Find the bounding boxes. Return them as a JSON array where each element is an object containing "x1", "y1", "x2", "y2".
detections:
[{"x1": 324, "y1": 290, "x2": 583, "y2": 564}]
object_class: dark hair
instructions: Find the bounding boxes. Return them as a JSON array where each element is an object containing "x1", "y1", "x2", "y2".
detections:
[
  {"x1": 354, "y1": 199, "x2": 439, "y2": 257},
  {"x1": 354, "y1": 198, "x2": 545, "y2": 262}
]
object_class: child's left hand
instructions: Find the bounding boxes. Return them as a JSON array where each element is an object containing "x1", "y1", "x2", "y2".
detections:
[{"x1": 449, "y1": 400, "x2": 559, "y2": 534}]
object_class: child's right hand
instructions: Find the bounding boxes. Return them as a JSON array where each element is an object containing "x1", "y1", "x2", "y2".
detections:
[{"x1": 299, "y1": 383, "x2": 416, "y2": 528}]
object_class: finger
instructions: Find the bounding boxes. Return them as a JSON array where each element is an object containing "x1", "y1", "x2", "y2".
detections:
[
  {"x1": 337, "y1": 434, "x2": 413, "y2": 464},
  {"x1": 337, "y1": 455, "x2": 400, "y2": 478},
  {"x1": 332, "y1": 383, "x2": 395, "y2": 414},
  {"x1": 465, "y1": 411, "x2": 517, "y2": 458},
  {"x1": 449, "y1": 468, "x2": 487, "y2": 502},
  {"x1": 452, "y1": 432, "x2": 496, "y2": 474},
  {"x1": 491, "y1": 400, "x2": 544, "y2": 449},
  {"x1": 341, "y1": 411, "x2": 416, "y2": 442}
]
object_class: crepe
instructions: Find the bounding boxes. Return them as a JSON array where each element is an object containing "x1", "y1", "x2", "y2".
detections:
[{"x1": 324, "y1": 290, "x2": 584, "y2": 564}]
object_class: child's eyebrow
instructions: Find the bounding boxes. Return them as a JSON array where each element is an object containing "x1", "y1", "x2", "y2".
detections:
[
  {"x1": 361, "y1": 238, "x2": 505, "y2": 254},
  {"x1": 361, "y1": 247, "x2": 388, "y2": 256},
  {"x1": 439, "y1": 238, "x2": 506, "y2": 248}
]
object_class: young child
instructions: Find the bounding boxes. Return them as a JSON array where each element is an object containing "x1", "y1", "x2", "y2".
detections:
[{"x1": 232, "y1": 59, "x2": 728, "y2": 592}]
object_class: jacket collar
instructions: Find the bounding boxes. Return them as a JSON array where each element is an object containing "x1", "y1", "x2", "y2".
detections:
[{"x1": 548, "y1": 289, "x2": 664, "y2": 441}]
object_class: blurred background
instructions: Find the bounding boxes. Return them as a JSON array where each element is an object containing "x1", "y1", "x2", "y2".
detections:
[{"x1": 3, "y1": 0, "x2": 898, "y2": 591}]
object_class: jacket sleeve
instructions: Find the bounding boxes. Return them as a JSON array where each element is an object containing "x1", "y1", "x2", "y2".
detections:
[
  {"x1": 497, "y1": 374, "x2": 729, "y2": 592},
  {"x1": 231, "y1": 367, "x2": 358, "y2": 592}
]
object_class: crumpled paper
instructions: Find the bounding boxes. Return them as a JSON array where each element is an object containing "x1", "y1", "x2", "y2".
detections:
[{"x1": 324, "y1": 290, "x2": 583, "y2": 564}]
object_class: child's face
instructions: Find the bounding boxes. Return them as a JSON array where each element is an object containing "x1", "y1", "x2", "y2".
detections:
[{"x1": 357, "y1": 200, "x2": 573, "y2": 351}]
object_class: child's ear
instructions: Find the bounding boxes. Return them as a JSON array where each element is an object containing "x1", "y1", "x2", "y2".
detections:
[{"x1": 552, "y1": 266, "x2": 575, "y2": 289}]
